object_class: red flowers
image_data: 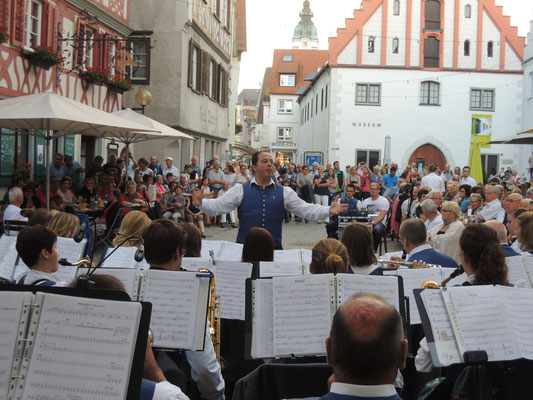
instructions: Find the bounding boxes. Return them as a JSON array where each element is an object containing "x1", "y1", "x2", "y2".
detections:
[
  {"x1": 80, "y1": 67, "x2": 112, "y2": 82},
  {"x1": 31, "y1": 46, "x2": 63, "y2": 65},
  {"x1": 0, "y1": 26, "x2": 9, "y2": 44}
]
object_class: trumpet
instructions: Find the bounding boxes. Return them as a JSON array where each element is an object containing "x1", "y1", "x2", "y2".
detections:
[
  {"x1": 378, "y1": 259, "x2": 442, "y2": 269},
  {"x1": 421, "y1": 266, "x2": 465, "y2": 289},
  {"x1": 58, "y1": 257, "x2": 95, "y2": 268}
]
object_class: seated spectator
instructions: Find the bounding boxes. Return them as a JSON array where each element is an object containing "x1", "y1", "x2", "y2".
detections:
[
  {"x1": 185, "y1": 196, "x2": 206, "y2": 238},
  {"x1": 179, "y1": 222, "x2": 202, "y2": 257},
  {"x1": 241, "y1": 227, "x2": 274, "y2": 262},
  {"x1": 28, "y1": 209, "x2": 52, "y2": 227},
  {"x1": 48, "y1": 212, "x2": 80, "y2": 238},
  {"x1": 49, "y1": 177, "x2": 61, "y2": 198},
  {"x1": 21, "y1": 184, "x2": 42, "y2": 210},
  {"x1": 340, "y1": 223, "x2": 380, "y2": 274},
  {"x1": 458, "y1": 184, "x2": 471, "y2": 213},
  {"x1": 428, "y1": 201, "x2": 465, "y2": 264},
  {"x1": 15, "y1": 226, "x2": 68, "y2": 286},
  {"x1": 517, "y1": 211, "x2": 533, "y2": 254},
  {"x1": 162, "y1": 184, "x2": 186, "y2": 222},
  {"x1": 86, "y1": 155, "x2": 104, "y2": 179},
  {"x1": 399, "y1": 219, "x2": 458, "y2": 268},
  {"x1": 49, "y1": 195, "x2": 65, "y2": 213},
  {"x1": 112, "y1": 210, "x2": 151, "y2": 248},
  {"x1": 508, "y1": 208, "x2": 527, "y2": 254},
  {"x1": 57, "y1": 177, "x2": 76, "y2": 205},
  {"x1": 121, "y1": 181, "x2": 148, "y2": 214},
  {"x1": 484, "y1": 220, "x2": 520, "y2": 257},
  {"x1": 478, "y1": 185, "x2": 505, "y2": 222},
  {"x1": 310, "y1": 238, "x2": 349, "y2": 274},
  {"x1": 98, "y1": 189, "x2": 122, "y2": 233},
  {"x1": 144, "y1": 174, "x2": 157, "y2": 206},
  {"x1": 520, "y1": 198, "x2": 533, "y2": 211},
  {"x1": 421, "y1": 199, "x2": 442, "y2": 232},
  {"x1": 469, "y1": 192, "x2": 484, "y2": 216},
  {"x1": 3, "y1": 187, "x2": 28, "y2": 236},
  {"x1": 35, "y1": 179, "x2": 47, "y2": 205},
  {"x1": 142, "y1": 220, "x2": 225, "y2": 399},
  {"x1": 78, "y1": 177, "x2": 97, "y2": 204},
  {"x1": 136, "y1": 157, "x2": 153, "y2": 178},
  {"x1": 320, "y1": 293, "x2": 406, "y2": 400},
  {"x1": 97, "y1": 174, "x2": 119, "y2": 198},
  {"x1": 154, "y1": 175, "x2": 166, "y2": 202}
]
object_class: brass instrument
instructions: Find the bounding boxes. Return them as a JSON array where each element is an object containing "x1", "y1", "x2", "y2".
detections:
[
  {"x1": 199, "y1": 268, "x2": 223, "y2": 367},
  {"x1": 421, "y1": 266, "x2": 465, "y2": 289},
  {"x1": 378, "y1": 259, "x2": 442, "y2": 269},
  {"x1": 58, "y1": 257, "x2": 95, "y2": 268}
]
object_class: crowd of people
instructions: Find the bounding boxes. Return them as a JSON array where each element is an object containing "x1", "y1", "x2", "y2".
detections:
[{"x1": 3, "y1": 149, "x2": 533, "y2": 400}]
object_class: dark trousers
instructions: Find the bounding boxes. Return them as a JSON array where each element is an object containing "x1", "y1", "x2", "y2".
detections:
[{"x1": 372, "y1": 222, "x2": 386, "y2": 251}]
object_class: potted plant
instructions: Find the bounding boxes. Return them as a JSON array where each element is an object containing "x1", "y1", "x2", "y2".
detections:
[
  {"x1": 80, "y1": 67, "x2": 111, "y2": 86},
  {"x1": 28, "y1": 46, "x2": 63, "y2": 70},
  {"x1": 107, "y1": 75, "x2": 133, "y2": 94},
  {"x1": 12, "y1": 162, "x2": 32, "y2": 182},
  {"x1": 0, "y1": 26, "x2": 9, "y2": 44}
]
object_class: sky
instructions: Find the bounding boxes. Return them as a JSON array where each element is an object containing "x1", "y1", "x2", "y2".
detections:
[{"x1": 237, "y1": 0, "x2": 533, "y2": 92}]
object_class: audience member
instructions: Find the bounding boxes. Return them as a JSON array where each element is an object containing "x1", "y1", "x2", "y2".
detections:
[
  {"x1": 48, "y1": 212, "x2": 80, "y2": 238},
  {"x1": 3, "y1": 187, "x2": 28, "y2": 235},
  {"x1": 112, "y1": 210, "x2": 151, "y2": 247},
  {"x1": 428, "y1": 201, "x2": 464, "y2": 264},
  {"x1": 484, "y1": 220, "x2": 520, "y2": 257}
]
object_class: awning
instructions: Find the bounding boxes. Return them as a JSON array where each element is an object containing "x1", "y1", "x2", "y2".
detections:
[{"x1": 233, "y1": 141, "x2": 258, "y2": 155}]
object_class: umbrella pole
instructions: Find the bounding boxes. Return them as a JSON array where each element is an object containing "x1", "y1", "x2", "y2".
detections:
[
  {"x1": 45, "y1": 124, "x2": 51, "y2": 210},
  {"x1": 124, "y1": 142, "x2": 130, "y2": 193}
]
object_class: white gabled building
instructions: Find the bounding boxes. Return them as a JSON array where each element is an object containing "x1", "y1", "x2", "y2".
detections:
[
  {"x1": 299, "y1": 0, "x2": 527, "y2": 177},
  {"x1": 523, "y1": 18, "x2": 533, "y2": 133}
]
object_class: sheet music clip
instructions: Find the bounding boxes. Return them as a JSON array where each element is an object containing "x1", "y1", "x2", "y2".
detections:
[
  {"x1": 463, "y1": 350, "x2": 488, "y2": 364},
  {"x1": 75, "y1": 274, "x2": 95, "y2": 297},
  {"x1": 209, "y1": 250, "x2": 216, "y2": 265}
]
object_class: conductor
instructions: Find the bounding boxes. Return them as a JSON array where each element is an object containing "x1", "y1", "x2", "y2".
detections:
[{"x1": 192, "y1": 151, "x2": 347, "y2": 248}]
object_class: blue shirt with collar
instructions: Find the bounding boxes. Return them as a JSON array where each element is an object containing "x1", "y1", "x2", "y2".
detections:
[
  {"x1": 407, "y1": 244, "x2": 458, "y2": 268},
  {"x1": 502, "y1": 244, "x2": 520, "y2": 257},
  {"x1": 381, "y1": 173, "x2": 398, "y2": 189},
  {"x1": 340, "y1": 197, "x2": 359, "y2": 211}
]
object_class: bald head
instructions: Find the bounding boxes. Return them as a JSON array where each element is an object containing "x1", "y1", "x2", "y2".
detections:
[
  {"x1": 484, "y1": 220, "x2": 508, "y2": 243},
  {"x1": 327, "y1": 293, "x2": 406, "y2": 385}
]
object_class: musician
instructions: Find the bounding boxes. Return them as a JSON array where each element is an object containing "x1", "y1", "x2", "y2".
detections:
[
  {"x1": 192, "y1": 151, "x2": 347, "y2": 249},
  {"x1": 484, "y1": 220, "x2": 520, "y2": 257},
  {"x1": 517, "y1": 211, "x2": 533, "y2": 254},
  {"x1": 309, "y1": 238, "x2": 349, "y2": 274},
  {"x1": 340, "y1": 223, "x2": 380, "y2": 274},
  {"x1": 321, "y1": 293, "x2": 406, "y2": 400},
  {"x1": 15, "y1": 225, "x2": 68, "y2": 286},
  {"x1": 398, "y1": 219, "x2": 458, "y2": 268},
  {"x1": 415, "y1": 224, "x2": 509, "y2": 372},
  {"x1": 508, "y1": 208, "x2": 527, "y2": 253},
  {"x1": 142, "y1": 219, "x2": 225, "y2": 400},
  {"x1": 241, "y1": 227, "x2": 274, "y2": 262}
]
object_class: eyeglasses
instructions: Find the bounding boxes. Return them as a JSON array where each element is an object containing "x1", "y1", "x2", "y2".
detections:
[{"x1": 442, "y1": 209, "x2": 454, "y2": 213}]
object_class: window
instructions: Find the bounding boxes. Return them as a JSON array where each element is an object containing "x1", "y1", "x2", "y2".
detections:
[
  {"x1": 420, "y1": 81, "x2": 440, "y2": 105},
  {"x1": 392, "y1": 38, "x2": 399, "y2": 54},
  {"x1": 368, "y1": 36, "x2": 375, "y2": 53},
  {"x1": 278, "y1": 99, "x2": 293, "y2": 114},
  {"x1": 311, "y1": 98, "x2": 313, "y2": 117},
  {"x1": 209, "y1": 59, "x2": 216, "y2": 100},
  {"x1": 277, "y1": 128, "x2": 293, "y2": 141},
  {"x1": 83, "y1": 28, "x2": 94, "y2": 69},
  {"x1": 128, "y1": 36, "x2": 151, "y2": 83},
  {"x1": 315, "y1": 94, "x2": 318, "y2": 114},
  {"x1": 425, "y1": 0, "x2": 441, "y2": 30},
  {"x1": 356, "y1": 150, "x2": 381, "y2": 168},
  {"x1": 25, "y1": 0, "x2": 42, "y2": 48},
  {"x1": 325, "y1": 85, "x2": 328, "y2": 108},
  {"x1": 393, "y1": 0, "x2": 400, "y2": 16},
  {"x1": 225, "y1": 0, "x2": 231, "y2": 30},
  {"x1": 530, "y1": 72, "x2": 533, "y2": 98},
  {"x1": 464, "y1": 40, "x2": 470, "y2": 56},
  {"x1": 356, "y1": 83, "x2": 381, "y2": 105},
  {"x1": 424, "y1": 36, "x2": 440, "y2": 68},
  {"x1": 280, "y1": 74, "x2": 296, "y2": 87},
  {"x1": 465, "y1": 4, "x2": 471, "y2": 18},
  {"x1": 481, "y1": 154, "x2": 499, "y2": 177},
  {"x1": 470, "y1": 89, "x2": 495, "y2": 111},
  {"x1": 487, "y1": 41, "x2": 493, "y2": 58},
  {"x1": 188, "y1": 40, "x2": 201, "y2": 91},
  {"x1": 282, "y1": 54, "x2": 293, "y2": 62},
  {"x1": 109, "y1": 42, "x2": 116, "y2": 76},
  {"x1": 321, "y1": 89, "x2": 324, "y2": 111}
]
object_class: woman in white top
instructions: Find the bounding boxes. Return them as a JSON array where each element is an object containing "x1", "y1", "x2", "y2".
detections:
[
  {"x1": 224, "y1": 165, "x2": 237, "y2": 188},
  {"x1": 428, "y1": 201, "x2": 465, "y2": 264},
  {"x1": 340, "y1": 222, "x2": 380, "y2": 274}
]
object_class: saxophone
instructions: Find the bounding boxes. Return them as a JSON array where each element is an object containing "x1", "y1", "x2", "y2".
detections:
[{"x1": 199, "y1": 268, "x2": 224, "y2": 367}]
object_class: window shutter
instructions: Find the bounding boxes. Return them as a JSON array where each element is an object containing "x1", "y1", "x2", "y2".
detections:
[
  {"x1": 188, "y1": 39, "x2": 194, "y2": 88},
  {"x1": 211, "y1": 61, "x2": 218, "y2": 99},
  {"x1": 75, "y1": 20, "x2": 86, "y2": 68},
  {"x1": 222, "y1": 69, "x2": 228, "y2": 106},
  {"x1": 101, "y1": 35, "x2": 111, "y2": 70},
  {"x1": 44, "y1": 2, "x2": 57, "y2": 50},
  {"x1": 92, "y1": 32, "x2": 102, "y2": 69},
  {"x1": 201, "y1": 50, "x2": 209, "y2": 94},
  {"x1": 0, "y1": 0, "x2": 11, "y2": 37},
  {"x1": 10, "y1": 0, "x2": 26, "y2": 47}
]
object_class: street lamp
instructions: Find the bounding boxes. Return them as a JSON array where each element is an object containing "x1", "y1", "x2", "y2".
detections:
[{"x1": 131, "y1": 88, "x2": 152, "y2": 114}]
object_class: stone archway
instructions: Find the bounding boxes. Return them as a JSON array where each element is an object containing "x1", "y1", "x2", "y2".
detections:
[{"x1": 408, "y1": 143, "x2": 446, "y2": 169}]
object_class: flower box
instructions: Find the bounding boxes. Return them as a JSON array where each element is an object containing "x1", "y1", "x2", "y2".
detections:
[
  {"x1": 80, "y1": 67, "x2": 111, "y2": 86},
  {"x1": 108, "y1": 76, "x2": 133, "y2": 94},
  {"x1": 27, "y1": 46, "x2": 62, "y2": 70},
  {"x1": 0, "y1": 27, "x2": 9, "y2": 44}
]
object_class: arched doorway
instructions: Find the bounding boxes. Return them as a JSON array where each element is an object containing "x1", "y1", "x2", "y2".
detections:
[{"x1": 408, "y1": 144, "x2": 446, "y2": 169}]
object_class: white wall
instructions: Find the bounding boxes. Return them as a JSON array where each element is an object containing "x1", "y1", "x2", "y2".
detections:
[
  {"x1": 338, "y1": 35, "x2": 358, "y2": 65},
  {"x1": 267, "y1": 94, "x2": 300, "y2": 158},
  {"x1": 361, "y1": 5, "x2": 383, "y2": 66},
  {"x1": 458, "y1": 0, "x2": 478, "y2": 69},
  {"x1": 386, "y1": 0, "x2": 406, "y2": 67},
  {"x1": 443, "y1": 0, "x2": 455, "y2": 69},
  {"x1": 410, "y1": 0, "x2": 421, "y2": 68},
  {"x1": 481, "y1": 11, "x2": 501, "y2": 70}
]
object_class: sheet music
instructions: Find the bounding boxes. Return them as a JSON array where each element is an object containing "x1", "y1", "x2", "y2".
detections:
[
  {"x1": 78, "y1": 268, "x2": 140, "y2": 299},
  {"x1": 300, "y1": 249, "x2": 312, "y2": 267},
  {"x1": 22, "y1": 292, "x2": 141, "y2": 400},
  {"x1": 182, "y1": 257, "x2": 211, "y2": 271},
  {"x1": 217, "y1": 241, "x2": 244, "y2": 261},
  {"x1": 259, "y1": 261, "x2": 302, "y2": 277},
  {"x1": 506, "y1": 256, "x2": 532, "y2": 288},
  {"x1": 336, "y1": 274, "x2": 401, "y2": 312},
  {"x1": 524, "y1": 256, "x2": 533, "y2": 287},
  {"x1": 382, "y1": 251, "x2": 404, "y2": 260},
  {"x1": 50, "y1": 266, "x2": 78, "y2": 285},
  {"x1": 141, "y1": 270, "x2": 203, "y2": 349},
  {"x1": 420, "y1": 289, "x2": 462, "y2": 366},
  {"x1": 446, "y1": 286, "x2": 519, "y2": 361},
  {"x1": 102, "y1": 246, "x2": 149, "y2": 269},
  {"x1": 0, "y1": 292, "x2": 28, "y2": 397},
  {"x1": 272, "y1": 274, "x2": 333, "y2": 357},
  {"x1": 274, "y1": 249, "x2": 302, "y2": 263},
  {"x1": 444, "y1": 270, "x2": 468, "y2": 287},
  {"x1": 200, "y1": 240, "x2": 225, "y2": 260},
  {"x1": 56, "y1": 237, "x2": 86, "y2": 265},
  {"x1": 0, "y1": 236, "x2": 17, "y2": 280},
  {"x1": 251, "y1": 279, "x2": 274, "y2": 358},
  {"x1": 384, "y1": 268, "x2": 443, "y2": 324},
  {"x1": 499, "y1": 286, "x2": 533, "y2": 360},
  {"x1": 211, "y1": 261, "x2": 253, "y2": 320}
]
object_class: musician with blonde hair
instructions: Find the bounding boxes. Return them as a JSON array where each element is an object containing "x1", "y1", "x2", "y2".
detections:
[
  {"x1": 112, "y1": 210, "x2": 151, "y2": 247},
  {"x1": 47, "y1": 212, "x2": 80, "y2": 238},
  {"x1": 310, "y1": 238, "x2": 349, "y2": 274}
]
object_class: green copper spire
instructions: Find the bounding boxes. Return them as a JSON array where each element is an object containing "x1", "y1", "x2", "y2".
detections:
[{"x1": 293, "y1": 0, "x2": 318, "y2": 40}]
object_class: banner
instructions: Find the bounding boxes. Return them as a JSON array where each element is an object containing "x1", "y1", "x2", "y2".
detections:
[{"x1": 471, "y1": 114, "x2": 492, "y2": 148}]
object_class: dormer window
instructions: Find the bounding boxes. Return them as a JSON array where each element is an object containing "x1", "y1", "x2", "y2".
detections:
[
  {"x1": 368, "y1": 36, "x2": 375, "y2": 53},
  {"x1": 280, "y1": 74, "x2": 296, "y2": 87},
  {"x1": 282, "y1": 54, "x2": 293, "y2": 62}
]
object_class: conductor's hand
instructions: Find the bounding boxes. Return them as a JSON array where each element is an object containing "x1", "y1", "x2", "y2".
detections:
[
  {"x1": 329, "y1": 195, "x2": 348, "y2": 216},
  {"x1": 192, "y1": 187, "x2": 204, "y2": 207}
]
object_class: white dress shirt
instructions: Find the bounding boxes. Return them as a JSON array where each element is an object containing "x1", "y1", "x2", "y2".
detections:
[
  {"x1": 329, "y1": 382, "x2": 398, "y2": 397},
  {"x1": 350, "y1": 264, "x2": 380, "y2": 274},
  {"x1": 153, "y1": 381, "x2": 190, "y2": 400},
  {"x1": 428, "y1": 220, "x2": 465, "y2": 264},
  {"x1": 420, "y1": 173, "x2": 445, "y2": 192},
  {"x1": 425, "y1": 214, "x2": 443, "y2": 232},
  {"x1": 3, "y1": 204, "x2": 28, "y2": 236},
  {"x1": 198, "y1": 178, "x2": 330, "y2": 222},
  {"x1": 479, "y1": 199, "x2": 505, "y2": 222},
  {"x1": 17, "y1": 269, "x2": 68, "y2": 286},
  {"x1": 460, "y1": 176, "x2": 477, "y2": 187}
]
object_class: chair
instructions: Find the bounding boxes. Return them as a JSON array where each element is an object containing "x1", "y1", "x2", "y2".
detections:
[
  {"x1": 3, "y1": 219, "x2": 28, "y2": 235},
  {"x1": 96, "y1": 207, "x2": 125, "y2": 247},
  {"x1": 232, "y1": 363, "x2": 332, "y2": 400}
]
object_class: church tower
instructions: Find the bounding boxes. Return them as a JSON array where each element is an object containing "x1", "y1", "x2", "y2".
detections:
[{"x1": 292, "y1": 0, "x2": 319, "y2": 49}]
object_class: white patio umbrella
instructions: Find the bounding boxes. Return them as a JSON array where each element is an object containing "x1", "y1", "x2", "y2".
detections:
[
  {"x1": 0, "y1": 91, "x2": 161, "y2": 208},
  {"x1": 111, "y1": 108, "x2": 195, "y2": 190}
]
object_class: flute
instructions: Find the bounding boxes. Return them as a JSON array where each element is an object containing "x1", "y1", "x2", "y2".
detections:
[{"x1": 377, "y1": 259, "x2": 442, "y2": 269}]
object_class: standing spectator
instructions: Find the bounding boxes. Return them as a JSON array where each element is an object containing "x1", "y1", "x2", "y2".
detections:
[
  {"x1": 224, "y1": 165, "x2": 237, "y2": 188},
  {"x1": 62, "y1": 154, "x2": 84, "y2": 192},
  {"x1": 185, "y1": 164, "x2": 200, "y2": 187},
  {"x1": 286, "y1": 163, "x2": 298, "y2": 192},
  {"x1": 120, "y1": 148, "x2": 138, "y2": 180},
  {"x1": 49, "y1": 153, "x2": 65, "y2": 179},
  {"x1": 362, "y1": 182, "x2": 390, "y2": 251},
  {"x1": 296, "y1": 164, "x2": 314, "y2": 222},
  {"x1": 103, "y1": 153, "x2": 120, "y2": 183},
  {"x1": 371, "y1": 166, "x2": 381, "y2": 183},
  {"x1": 345, "y1": 166, "x2": 361, "y2": 199},
  {"x1": 208, "y1": 160, "x2": 225, "y2": 195},
  {"x1": 460, "y1": 166, "x2": 477, "y2": 187},
  {"x1": 218, "y1": 182, "x2": 237, "y2": 228},
  {"x1": 313, "y1": 167, "x2": 330, "y2": 223},
  {"x1": 359, "y1": 165, "x2": 372, "y2": 199},
  {"x1": 333, "y1": 161, "x2": 344, "y2": 195},
  {"x1": 236, "y1": 164, "x2": 252, "y2": 184},
  {"x1": 162, "y1": 157, "x2": 179, "y2": 185},
  {"x1": 147, "y1": 155, "x2": 163, "y2": 176},
  {"x1": 420, "y1": 164, "x2": 445, "y2": 193},
  {"x1": 3, "y1": 187, "x2": 28, "y2": 235},
  {"x1": 441, "y1": 164, "x2": 453, "y2": 181},
  {"x1": 326, "y1": 167, "x2": 338, "y2": 205},
  {"x1": 86, "y1": 155, "x2": 104, "y2": 179},
  {"x1": 136, "y1": 158, "x2": 153, "y2": 178},
  {"x1": 191, "y1": 155, "x2": 200, "y2": 173},
  {"x1": 381, "y1": 166, "x2": 399, "y2": 199}
]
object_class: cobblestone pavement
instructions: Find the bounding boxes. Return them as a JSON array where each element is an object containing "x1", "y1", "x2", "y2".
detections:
[{"x1": 202, "y1": 217, "x2": 404, "y2": 252}]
